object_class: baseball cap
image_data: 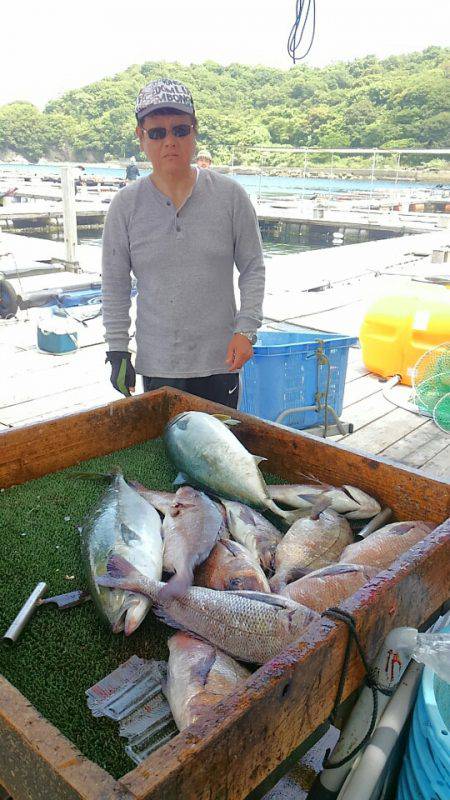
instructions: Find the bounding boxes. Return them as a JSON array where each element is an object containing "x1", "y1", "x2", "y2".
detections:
[
  {"x1": 135, "y1": 78, "x2": 195, "y2": 121},
  {"x1": 197, "y1": 149, "x2": 212, "y2": 161}
]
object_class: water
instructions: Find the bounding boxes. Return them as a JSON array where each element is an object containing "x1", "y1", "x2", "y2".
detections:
[
  {"x1": 1, "y1": 160, "x2": 448, "y2": 197},
  {"x1": 77, "y1": 226, "x2": 342, "y2": 256},
  {"x1": 3, "y1": 160, "x2": 440, "y2": 258}
]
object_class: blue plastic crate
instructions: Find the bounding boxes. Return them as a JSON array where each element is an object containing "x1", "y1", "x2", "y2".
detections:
[{"x1": 239, "y1": 331, "x2": 358, "y2": 429}]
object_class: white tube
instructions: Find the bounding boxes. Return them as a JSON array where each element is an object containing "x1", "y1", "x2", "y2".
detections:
[{"x1": 338, "y1": 661, "x2": 423, "y2": 800}]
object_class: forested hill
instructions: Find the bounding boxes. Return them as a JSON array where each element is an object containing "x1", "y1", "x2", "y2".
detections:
[{"x1": 0, "y1": 47, "x2": 448, "y2": 164}]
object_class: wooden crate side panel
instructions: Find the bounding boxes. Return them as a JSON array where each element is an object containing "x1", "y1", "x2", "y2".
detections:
[
  {"x1": 0, "y1": 678, "x2": 134, "y2": 800},
  {"x1": 122, "y1": 520, "x2": 450, "y2": 800},
  {"x1": 165, "y1": 391, "x2": 450, "y2": 524},
  {"x1": 0, "y1": 391, "x2": 169, "y2": 488}
]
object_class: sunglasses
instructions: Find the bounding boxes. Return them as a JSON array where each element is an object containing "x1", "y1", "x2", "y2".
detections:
[{"x1": 142, "y1": 124, "x2": 194, "y2": 140}]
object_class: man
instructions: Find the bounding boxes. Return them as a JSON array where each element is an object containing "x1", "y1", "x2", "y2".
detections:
[
  {"x1": 126, "y1": 156, "x2": 140, "y2": 181},
  {"x1": 196, "y1": 149, "x2": 212, "y2": 169},
  {"x1": 102, "y1": 77, "x2": 264, "y2": 409}
]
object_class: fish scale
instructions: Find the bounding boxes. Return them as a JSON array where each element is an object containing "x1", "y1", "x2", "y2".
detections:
[{"x1": 97, "y1": 556, "x2": 319, "y2": 663}]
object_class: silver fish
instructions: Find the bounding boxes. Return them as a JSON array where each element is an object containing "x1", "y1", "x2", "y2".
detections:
[
  {"x1": 267, "y1": 484, "x2": 381, "y2": 519},
  {"x1": 164, "y1": 632, "x2": 250, "y2": 730},
  {"x1": 220, "y1": 498, "x2": 282, "y2": 571},
  {"x1": 270, "y1": 506, "x2": 354, "y2": 593},
  {"x1": 164, "y1": 411, "x2": 303, "y2": 524},
  {"x1": 160, "y1": 486, "x2": 223, "y2": 601},
  {"x1": 339, "y1": 521, "x2": 433, "y2": 570},
  {"x1": 97, "y1": 555, "x2": 320, "y2": 664},
  {"x1": 81, "y1": 470, "x2": 163, "y2": 635}
]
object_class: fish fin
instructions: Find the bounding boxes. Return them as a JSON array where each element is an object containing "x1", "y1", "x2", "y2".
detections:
[
  {"x1": 311, "y1": 564, "x2": 364, "y2": 577},
  {"x1": 173, "y1": 471, "x2": 192, "y2": 488},
  {"x1": 229, "y1": 589, "x2": 298, "y2": 610},
  {"x1": 309, "y1": 496, "x2": 333, "y2": 521},
  {"x1": 269, "y1": 574, "x2": 286, "y2": 593},
  {"x1": 152, "y1": 605, "x2": 192, "y2": 633},
  {"x1": 253, "y1": 454, "x2": 268, "y2": 464},
  {"x1": 275, "y1": 506, "x2": 311, "y2": 526},
  {"x1": 297, "y1": 492, "x2": 323, "y2": 505},
  {"x1": 157, "y1": 568, "x2": 193, "y2": 601},
  {"x1": 194, "y1": 649, "x2": 216, "y2": 687},
  {"x1": 212, "y1": 413, "x2": 240, "y2": 426},
  {"x1": 220, "y1": 539, "x2": 244, "y2": 557}
]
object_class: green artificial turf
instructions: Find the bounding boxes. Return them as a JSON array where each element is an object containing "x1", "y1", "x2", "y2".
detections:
[{"x1": 0, "y1": 437, "x2": 286, "y2": 779}]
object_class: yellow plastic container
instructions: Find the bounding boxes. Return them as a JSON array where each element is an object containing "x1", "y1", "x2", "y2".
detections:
[{"x1": 360, "y1": 283, "x2": 450, "y2": 385}]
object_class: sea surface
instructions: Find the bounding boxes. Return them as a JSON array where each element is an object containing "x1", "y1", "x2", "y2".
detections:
[{"x1": 1, "y1": 161, "x2": 448, "y2": 198}]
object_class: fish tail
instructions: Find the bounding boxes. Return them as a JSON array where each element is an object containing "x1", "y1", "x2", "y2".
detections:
[
  {"x1": 96, "y1": 554, "x2": 144, "y2": 593},
  {"x1": 269, "y1": 502, "x2": 309, "y2": 525},
  {"x1": 158, "y1": 568, "x2": 193, "y2": 601},
  {"x1": 108, "y1": 553, "x2": 139, "y2": 579}
]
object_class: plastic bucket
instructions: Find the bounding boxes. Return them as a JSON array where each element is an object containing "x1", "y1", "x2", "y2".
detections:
[
  {"x1": 397, "y1": 634, "x2": 450, "y2": 799},
  {"x1": 239, "y1": 331, "x2": 357, "y2": 429}
]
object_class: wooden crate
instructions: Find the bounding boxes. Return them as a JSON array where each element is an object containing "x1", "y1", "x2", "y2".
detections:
[{"x1": 1, "y1": 388, "x2": 449, "y2": 800}]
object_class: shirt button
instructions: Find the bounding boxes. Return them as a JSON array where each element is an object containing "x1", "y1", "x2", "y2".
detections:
[{"x1": 166, "y1": 201, "x2": 171, "y2": 206}]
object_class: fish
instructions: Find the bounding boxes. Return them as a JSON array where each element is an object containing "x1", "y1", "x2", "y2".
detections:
[
  {"x1": 282, "y1": 564, "x2": 378, "y2": 611},
  {"x1": 160, "y1": 486, "x2": 223, "y2": 601},
  {"x1": 194, "y1": 538, "x2": 271, "y2": 592},
  {"x1": 133, "y1": 480, "x2": 229, "y2": 535},
  {"x1": 81, "y1": 469, "x2": 163, "y2": 635},
  {"x1": 220, "y1": 498, "x2": 283, "y2": 572},
  {"x1": 339, "y1": 521, "x2": 433, "y2": 570},
  {"x1": 270, "y1": 505, "x2": 354, "y2": 593},
  {"x1": 267, "y1": 484, "x2": 381, "y2": 519},
  {"x1": 129, "y1": 482, "x2": 176, "y2": 516},
  {"x1": 164, "y1": 632, "x2": 250, "y2": 730},
  {"x1": 97, "y1": 554, "x2": 320, "y2": 663},
  {"x1": 163, "y1": 411, "x2": 304, "y2": 524}
]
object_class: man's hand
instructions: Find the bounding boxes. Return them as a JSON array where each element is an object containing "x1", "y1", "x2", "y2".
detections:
[
  {"x1": 105, "y1": 351, "x2": 136, "y2": 396},
  {"x1": 225, "y1": 334, "x2": 254, "y2": 372}
]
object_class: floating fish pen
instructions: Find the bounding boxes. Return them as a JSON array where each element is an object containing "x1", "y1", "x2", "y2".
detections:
[{"x1": 0, "y1": 388, "x2": 449, "y2": 800}]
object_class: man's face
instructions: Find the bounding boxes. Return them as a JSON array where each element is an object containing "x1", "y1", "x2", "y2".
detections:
[
  {"x1": 197, "y1": 157, "x2": 211, "y2": 169},
  {"x1": 136, "y1": 113, "x2": 196, "y2": 176}
]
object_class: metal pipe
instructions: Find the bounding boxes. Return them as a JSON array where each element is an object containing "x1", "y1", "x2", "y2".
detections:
[{"x1": 3, "y1": 582, "x2": 47, "y2": 643}]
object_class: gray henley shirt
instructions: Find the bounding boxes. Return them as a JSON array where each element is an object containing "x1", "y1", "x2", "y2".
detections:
[{"x1": 101, "y1": 169, "x2": 265, "y2": 378}]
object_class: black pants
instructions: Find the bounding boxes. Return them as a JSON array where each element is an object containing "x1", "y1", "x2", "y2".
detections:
[{"x1": 142, "y1": 373, "x2": 240, "y2": 409}]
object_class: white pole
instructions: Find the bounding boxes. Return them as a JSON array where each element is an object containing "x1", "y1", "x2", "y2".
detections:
[
  {"x1": 395, "y1": 152, "x2": 401, "y2": 184},
  {"x1": 368, "y1": 151, "x2": 376, "y2": 208},
  {"x1": 257, "y1": 152, "x2": 263, "y2": 203},
  {"x1": 60, "y1": 166, "x2": 79, "y2": 271}
]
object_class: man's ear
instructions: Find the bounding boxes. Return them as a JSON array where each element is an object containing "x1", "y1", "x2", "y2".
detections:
[{"x1": 135, "y1": 125, "x2": 144, "y2": 150}]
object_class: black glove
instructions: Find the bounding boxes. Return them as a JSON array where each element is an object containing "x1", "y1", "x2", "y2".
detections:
[{"x1": 105, "y1": 351, "x2": 136, "y2": 396}]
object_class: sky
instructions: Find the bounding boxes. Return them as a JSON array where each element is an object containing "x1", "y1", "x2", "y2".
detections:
[{"x1": 1, "y1": 0, "x2": 449, "y2": 108}]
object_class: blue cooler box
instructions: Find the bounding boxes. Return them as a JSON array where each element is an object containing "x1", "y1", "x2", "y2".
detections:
[
  {"x1": 239, "y1": 331, "x2": 358, "y2": 429},
  {"x1": 37, "y1": 309, "x2": 79, "y2": 354}
]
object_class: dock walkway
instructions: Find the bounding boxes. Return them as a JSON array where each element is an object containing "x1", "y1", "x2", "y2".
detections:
[{"x1": 1, "y1": 309, "x2": 448, "y2": 480}]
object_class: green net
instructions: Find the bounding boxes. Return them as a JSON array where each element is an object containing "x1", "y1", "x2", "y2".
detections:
[
  {"x1": 433, "y1": 392, "x2": 450, "y2": 432},
  {"x1": 412, "y1": 342, "x2": 450, "y2": 422}
]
